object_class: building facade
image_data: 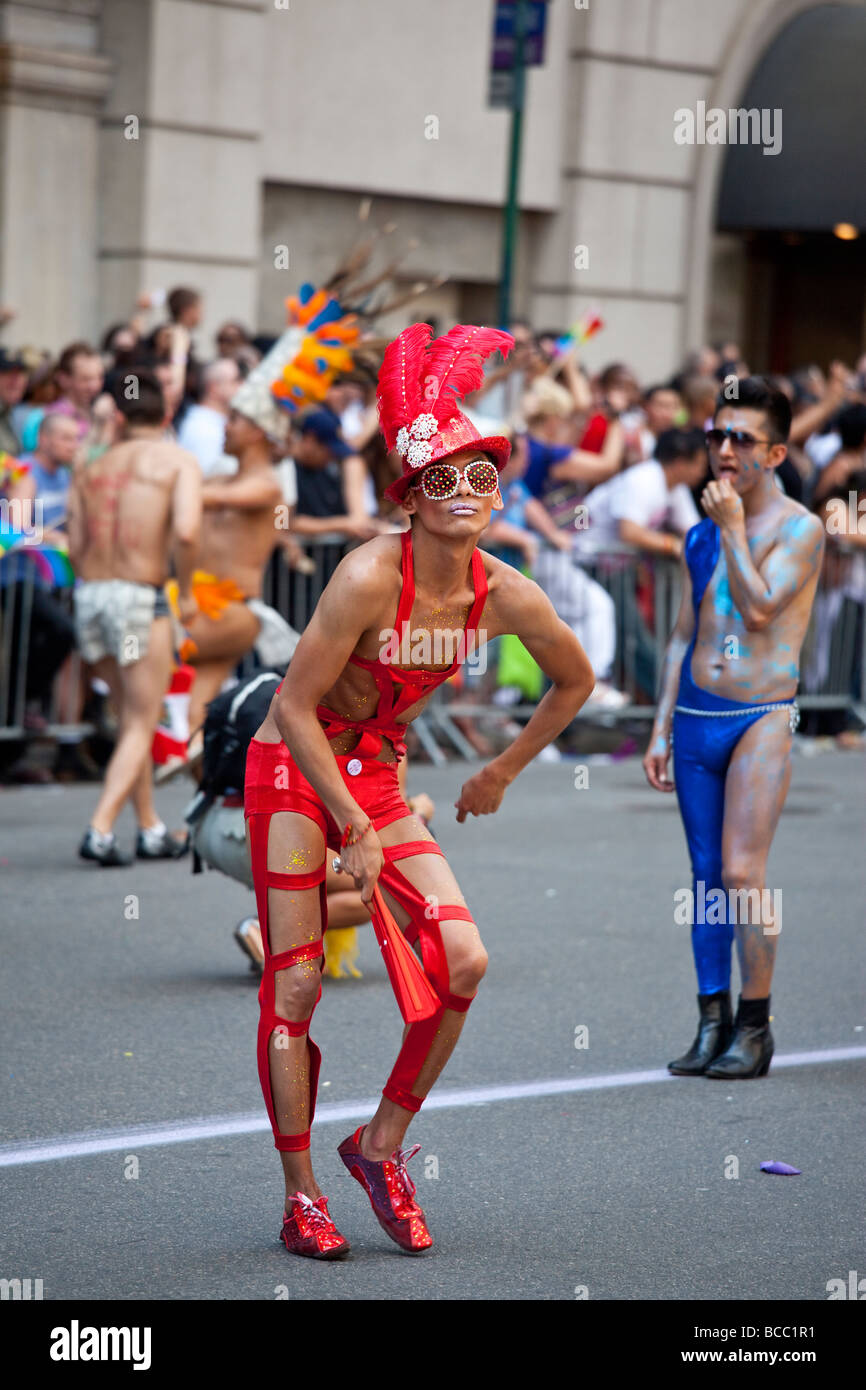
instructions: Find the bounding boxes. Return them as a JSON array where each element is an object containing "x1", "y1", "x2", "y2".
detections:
[{"x1": 1, "y1": 0, "x2": 864, "y2": 378}]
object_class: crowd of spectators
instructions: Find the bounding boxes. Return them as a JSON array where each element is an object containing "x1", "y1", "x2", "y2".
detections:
[{"x1": 1, "y1": 287, "x2": 865, "y2": 780}]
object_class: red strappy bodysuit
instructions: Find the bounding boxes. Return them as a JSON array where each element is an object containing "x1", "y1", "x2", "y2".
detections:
[
  {"x1": 315, "y1": 527, "x2": 487, "y2": 760},
  {"x1": 271, "y1": 527, "x2": 487, "y2": 761},
  {"x1": 244, "y1": 529, "x2": 488, "y2": 1150}
]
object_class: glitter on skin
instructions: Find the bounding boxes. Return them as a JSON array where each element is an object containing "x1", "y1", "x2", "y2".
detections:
[
  {"x1": 312, "y1": 541, "x2": 491, "y2": 749},
  {"x1": 282, "y1": 848, "x2": 312, "y2": 870}
]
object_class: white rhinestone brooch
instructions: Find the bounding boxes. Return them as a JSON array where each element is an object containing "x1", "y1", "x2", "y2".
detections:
[
  {"x1": 396, "y1": 413, "x2": 439, "y2": 458},
  {"x1": 410, "y1": 413, "x2": 438, "y2": 440},
  {"x1": 406, "y1": 438, "x2": 434, "y2": 466}
]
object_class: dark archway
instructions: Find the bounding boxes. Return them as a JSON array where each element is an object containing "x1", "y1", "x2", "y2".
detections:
[{"x1": 716, "y1": 3, "x2": 866, "y2": 370}]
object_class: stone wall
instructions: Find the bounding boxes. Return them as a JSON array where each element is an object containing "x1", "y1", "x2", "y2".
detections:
[
  {"x1": 1, "y1": 0, "x2": 864, "y2": 377},
  {"x1": 0, "y1": 0, "x2": 111, "y2": 347}
]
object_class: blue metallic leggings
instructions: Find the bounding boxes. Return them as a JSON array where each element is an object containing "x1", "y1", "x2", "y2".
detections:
[{"x1": 672, "y1": 650, "x2": 797, "y2": 994}]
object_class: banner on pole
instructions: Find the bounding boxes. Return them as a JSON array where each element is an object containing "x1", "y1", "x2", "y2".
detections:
[{"x1": 488, "y1": 0, "x2": 549, "y2": 108}]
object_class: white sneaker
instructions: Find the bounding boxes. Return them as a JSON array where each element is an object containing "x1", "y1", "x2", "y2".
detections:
[
  {"x1": 492, "y1": 685, "x2": 523, "y2": 708},
  {"x1": 584, "y1": 681, "x2": 629, "y2": 710}
]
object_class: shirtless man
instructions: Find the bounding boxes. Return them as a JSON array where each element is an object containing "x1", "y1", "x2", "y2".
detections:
[
  {"x1": 179, "y1": 405, "x2": 287, "y2": 742},
  {"x1": 170, "y1": 290, "x2": 371, "y2": 771},
  {"x1": 643, "y1": 377, "x2": 824, "y2": 1079},
  {"x1": 245, "y1": 323, "x2": 594, "y2": 1259},
  {"x1": 68, "y1": 370, "x2": 201, "y2": 865}
]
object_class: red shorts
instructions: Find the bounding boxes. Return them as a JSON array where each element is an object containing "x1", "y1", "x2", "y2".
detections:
[
  {"x1": 244, "y1": 732, "x2": 412, "y2": 843},
  {"x1": 244, "y1": 732, "x2": 479, "y2": 1140}
]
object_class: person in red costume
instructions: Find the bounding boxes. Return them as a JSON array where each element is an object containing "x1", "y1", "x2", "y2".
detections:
[{"x1": 246, "y1": 324, "x2": 594, "y2": 1258}]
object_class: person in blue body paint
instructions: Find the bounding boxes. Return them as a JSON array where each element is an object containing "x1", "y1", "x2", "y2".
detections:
[{"x1": 643, "y1": 378, "x2": 825, "y2": 1079}]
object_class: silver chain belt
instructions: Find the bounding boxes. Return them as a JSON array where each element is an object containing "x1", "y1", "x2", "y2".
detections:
[{"x1": 674, "y1": 701, "x2": 800, "y2": 733}]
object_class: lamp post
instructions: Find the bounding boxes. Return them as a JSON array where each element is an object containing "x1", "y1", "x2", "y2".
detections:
[{"x1": 497, "y1": 0, "x2": 529, "y2": 330}]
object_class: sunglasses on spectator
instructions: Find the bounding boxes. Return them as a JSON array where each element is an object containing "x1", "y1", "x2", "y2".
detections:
[
  {"x1": 705, "y1": 427, "x2": 773, "y2": 453},
  {"x1": 412, "y1": 458, "x2": 500, "y2": 501}
]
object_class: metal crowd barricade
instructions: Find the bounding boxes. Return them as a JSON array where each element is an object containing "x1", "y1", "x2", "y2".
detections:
[
  {"x1": 418, "y1": 544, "x2": 866, "y2": 744},
  {"x1": 2, "y1": 540, "x2": 865, "y2": 758},
  {"x1": 799, "y1": 549, "x2": 866, "y2": 723},
  {"x1": 438, "y1": 546, "x2": 681, "y2": 731},
  {"x1": 0, "y1": 568, "x2": 31, "y2": 737},
  {"x1": 265, "y1": 535, "x2": 348, "y2": 634},
  {"x1": 580, "y1": 547, "x2": 683, "y2": 716},
  {"x1": 0, "y1": 561, "x2": 92, "y2": 744}
]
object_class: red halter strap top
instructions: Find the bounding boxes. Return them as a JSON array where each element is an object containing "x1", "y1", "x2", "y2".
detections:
[{"x1": 313, "y1": 529, "x2": 488, "y2": 762}]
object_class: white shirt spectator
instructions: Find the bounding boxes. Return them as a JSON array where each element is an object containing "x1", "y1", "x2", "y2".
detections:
[
  {"x1": 572, "y1": 458, "x2": 700, "y2": 559},
  {"x1": 340, "y1": 400, "x2": 366, "y2": 442},
  {"x1": 177, "y1": 404, "x2": 229, "y2": 476},
  {"x1": 275, "y1": 457, "x2": 298, "y2": 508},
  {"x1": 805, "y1": 430, "x2": 841, "y2": 471}
]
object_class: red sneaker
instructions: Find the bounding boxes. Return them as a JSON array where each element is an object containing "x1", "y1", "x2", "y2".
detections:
[
  {"x1": 279, "y1": 1192, "x2": 351, "y2": 1259},
  {"x1": 337, "y1": 1126, "x2": 433, "y2": 1253}
]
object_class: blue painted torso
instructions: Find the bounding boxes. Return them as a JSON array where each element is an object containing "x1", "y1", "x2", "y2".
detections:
[
  {"x1": 678, "y1": 518, "x2": 720, "y2": 704},
  {"x1": 685, "y1": 516, "x2": 721, "y2": 623}
]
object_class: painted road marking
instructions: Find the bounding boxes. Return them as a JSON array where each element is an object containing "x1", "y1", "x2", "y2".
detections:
[{"x1": 2, "y1": 1045, "x2": 864, "y2": 1168}]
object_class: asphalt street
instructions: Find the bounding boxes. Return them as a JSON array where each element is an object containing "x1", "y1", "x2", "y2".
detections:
[{"x1": 1, "y1": 750, "x2": 864, "y2": 1303}]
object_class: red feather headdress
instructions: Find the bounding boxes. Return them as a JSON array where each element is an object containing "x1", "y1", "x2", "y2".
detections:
[
  {"x1": 422, "y1": 325, "x2": 514, "y2": 425},
  {"x1": 377, "y1": 323, "x2": 514, "y2": 502},
  {"x1": 377, "y1": 322, "x2": 434, "y2": 451}
]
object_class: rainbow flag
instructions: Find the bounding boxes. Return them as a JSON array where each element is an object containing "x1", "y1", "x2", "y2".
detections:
[
  {"x1": 554, "y1": 309, "x2": 605, "y2": 357},
  {"x1": 0, "y1": 450, "x2": 31, "y2": 489},
  {"x1": 0, "y1": 531, "x2": 75, "y2": 587}
]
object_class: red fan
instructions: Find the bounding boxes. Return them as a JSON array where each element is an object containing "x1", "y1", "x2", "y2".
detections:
[
  {"x1": 369, "y1": 884, "x2": 440, "y2": 1023},
  {"x1": 332, "y1": 854, "x2": 439, "y2": 1022}
]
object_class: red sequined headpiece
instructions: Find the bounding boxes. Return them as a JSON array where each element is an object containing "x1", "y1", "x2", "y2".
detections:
[{"x1": 377, "y1": 323, "x2": 514, "y2": 502}]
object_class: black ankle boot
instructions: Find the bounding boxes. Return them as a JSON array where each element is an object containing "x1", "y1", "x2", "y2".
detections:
[
  {"x1": 705, "y1": 1026, "x2": 773, "y2": 1078},
  {"x1": 705, "y1": 996, "x2": 773, "y2": 1078},
  {"x1": 668, "y1": 991, "x2": 733, "y2": 1076}
]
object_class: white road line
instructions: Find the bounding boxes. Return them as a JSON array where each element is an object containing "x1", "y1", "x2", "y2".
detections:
[{"x1": 2, "y1": 1045, "x2": 864, "y2": 1169}]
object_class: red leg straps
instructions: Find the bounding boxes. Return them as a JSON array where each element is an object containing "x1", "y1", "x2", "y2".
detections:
[
  {"x1": 383, "y1": 839, "x2": 445, "y2": 862},
  {"x1": 268, "y1": 1034, "x2": 322, "y2": 1153},
  {"x1": 269, "y1": 940, "x2": 324, "y2": 973},
  {"x1": 248, "y1": 811, "x2": 328, "y2": 1153},
  {"x1": 248, "y1": 813, "x2": 480, "y2": 1134},
  {"x1": 377, "y1": 856, "x2": 479, "y2": 1114},
  {"x1": 265, "y1": 866, "x2": 327, "y2": 891}
]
